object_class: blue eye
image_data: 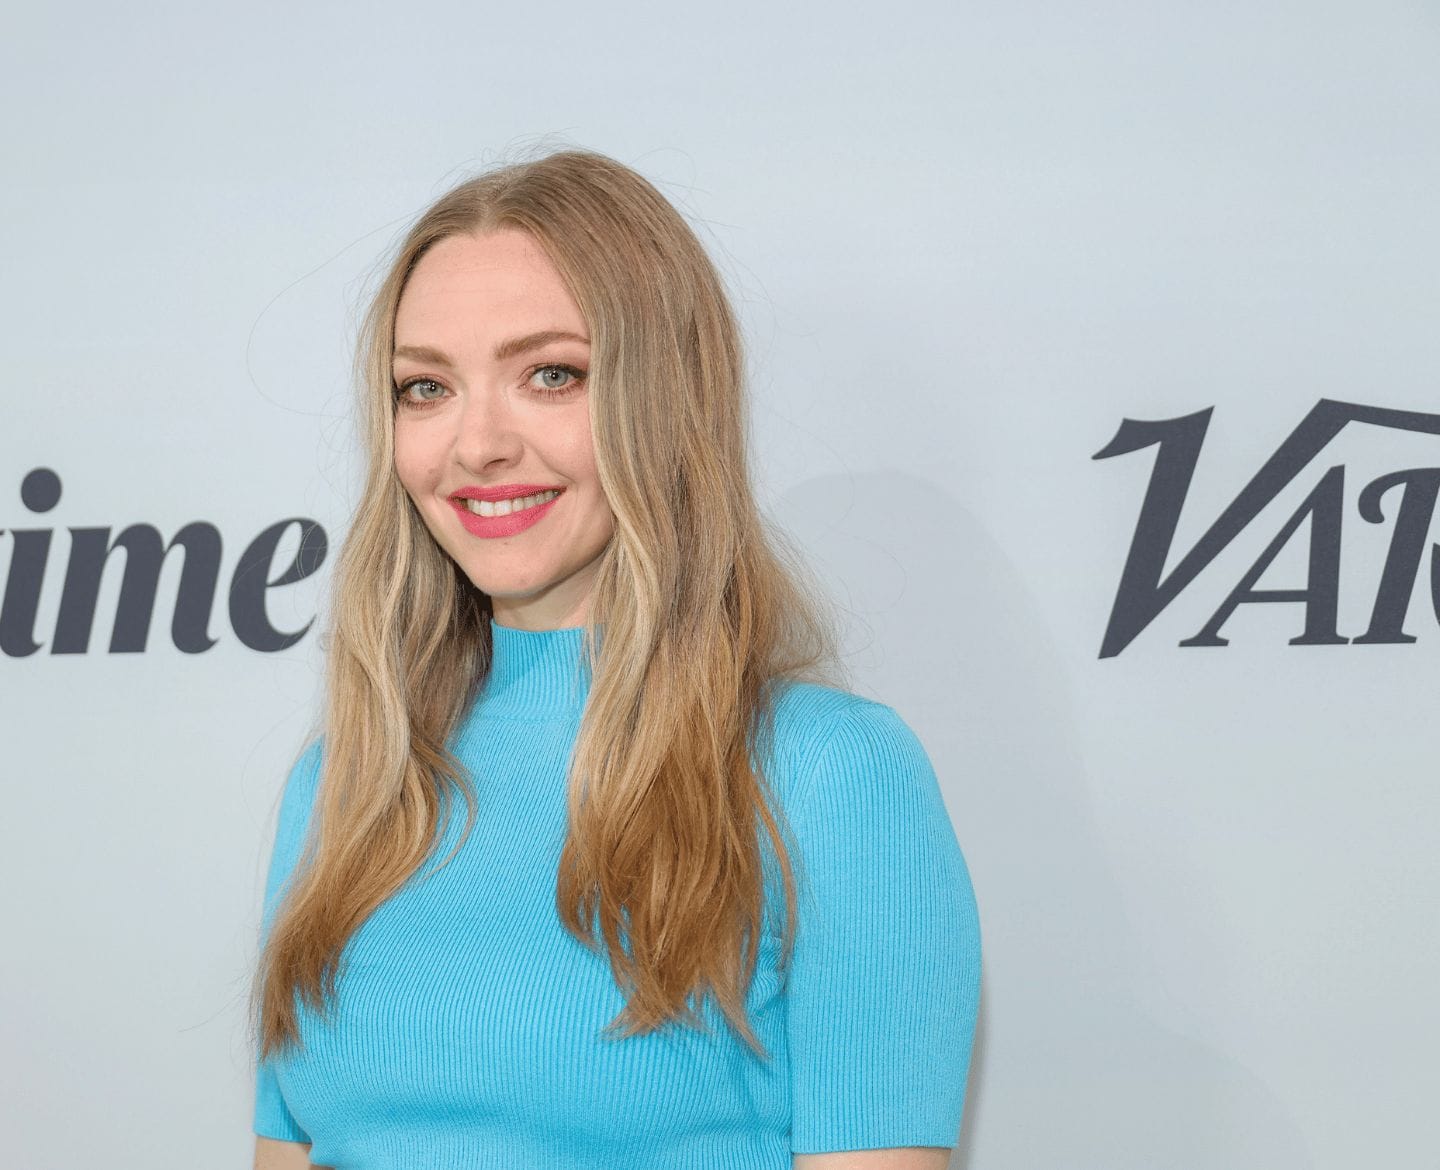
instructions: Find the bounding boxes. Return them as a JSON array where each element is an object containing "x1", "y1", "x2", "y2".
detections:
[
  {"x1": 393, "y1": 377, "x2": 447, "y2": 407},
  {"x1": 529, "y1": 363, "x2": 587, "y2": 398},
  {"x1": 391, "y1": 363, "x2": 588, "y2": 411}
]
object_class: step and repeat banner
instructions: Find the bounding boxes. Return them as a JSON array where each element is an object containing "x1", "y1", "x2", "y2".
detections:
[{"x1": 3, "y1": 2, "x2": 1436, "y2": 1167}]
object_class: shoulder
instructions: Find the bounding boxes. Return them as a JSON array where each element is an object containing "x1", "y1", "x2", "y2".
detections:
[
  {"x1": 762, "y1": 682, "x2": 977, "y2": 952},
  {"x1": 282, "y1": 737, "x2": 325, "y2": 812},
  {"x1": 259, "y1": 735, "x2": 327, "y2": 920},
  {"x1": 272, "y1": 736, "x2": 326, "y2": 854},
  {"x1": 762, "y1": 680, "x2": 930, "y2": 810}
]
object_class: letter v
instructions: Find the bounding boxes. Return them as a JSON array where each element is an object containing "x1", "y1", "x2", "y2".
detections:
[{"x1": 1092, "y1": 399, "x2": 1440, "y2": 658}]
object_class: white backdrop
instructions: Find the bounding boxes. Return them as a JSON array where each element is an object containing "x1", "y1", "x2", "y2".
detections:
[{"x1": 3, "y1": 2, "x2": 1438, "y2": 1166}]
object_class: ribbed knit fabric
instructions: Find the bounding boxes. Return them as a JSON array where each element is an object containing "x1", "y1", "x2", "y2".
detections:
[{"x1": 253, "y1": 619, "x2": 981, "y2": 1169}]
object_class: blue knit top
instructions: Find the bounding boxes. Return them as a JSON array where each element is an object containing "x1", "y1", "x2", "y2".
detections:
[{"x1": 253, "y1": 619, "x2": 981, "y2": 1169}]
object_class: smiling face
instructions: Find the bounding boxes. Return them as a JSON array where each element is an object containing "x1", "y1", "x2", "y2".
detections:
[{"x1": 391, "y1": 227, "x2": 615, "y2": 631}]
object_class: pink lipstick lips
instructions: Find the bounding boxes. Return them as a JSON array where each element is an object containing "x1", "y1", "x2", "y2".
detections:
[{"x1": 449, "y1": 484, "x2": 564, "y2": 539}]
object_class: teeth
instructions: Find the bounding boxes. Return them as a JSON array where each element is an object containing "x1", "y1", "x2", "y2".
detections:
[{"x1": 463, "y1": 489, "x2": 560, "y2": 517}]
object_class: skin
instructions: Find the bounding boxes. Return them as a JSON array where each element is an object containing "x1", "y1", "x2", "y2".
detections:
[
  {"x1": 254, "y1": 1137, "x2": 951, "y2": 1169},
  {"x1": 253, "y1": 1138, "x2": 951, "y2": 1170},
  {"x1": 794, "y1": 1151, "x2": 952, "y2": 1169},
  {"x1": 390, "y1": 227, "x2": 614, "y2": 632},
  {"x1": 252, "y1": 1138, "x2": 318, "y2": 1169},
  {"x1": 252, "y1": 227, "x2": 951, "y2": 1170}
]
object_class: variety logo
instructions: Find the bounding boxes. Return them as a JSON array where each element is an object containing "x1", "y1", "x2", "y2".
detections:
[
  {"x1": 1, "y1": 468, "x2": 328, "y2": 656},
  {"x1": 1095, "y1": 399, "x2": 1440, "y2": 657}
]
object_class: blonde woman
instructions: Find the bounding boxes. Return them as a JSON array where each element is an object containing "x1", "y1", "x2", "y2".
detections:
[{"x1": 250, "y1": 148, "x2": 981, "y2": 1170}]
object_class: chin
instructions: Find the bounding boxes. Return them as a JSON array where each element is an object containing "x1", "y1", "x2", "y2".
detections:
[{"x1": 465, "y1": 571, "x2": 557, "y2": 600}]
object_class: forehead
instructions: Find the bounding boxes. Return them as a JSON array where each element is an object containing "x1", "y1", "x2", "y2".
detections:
[{"x1": 394, "y1": 228, "x2": 584, "y2": 343}]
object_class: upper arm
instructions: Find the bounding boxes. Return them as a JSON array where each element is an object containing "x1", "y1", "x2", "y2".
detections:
[
  {"x1": 783, "y1": 700, "x2": 981, "y2": 1156},
  {"x1": 253, "y1": 741, "x2": 325, "y2": 1148},
  {"x1": 794, "y1": 1150, "x2": 952, "y2": 1170},
  {"x1": 254, "y1": 1136, "x2": 320, "y2": 1170},
  {"x1": 258, "y1": 737, "x2": 326, "y2": 938}
]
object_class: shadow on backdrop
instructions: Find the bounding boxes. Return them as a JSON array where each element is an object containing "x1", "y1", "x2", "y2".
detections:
[{"x1": 778, "y1": 469, "x2": 1313, "y2": 1170}]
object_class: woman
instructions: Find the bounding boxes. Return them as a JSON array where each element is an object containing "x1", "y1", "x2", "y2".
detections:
[{"x1": 250, "y1": 148, "x2": 981, "y2": 1170}]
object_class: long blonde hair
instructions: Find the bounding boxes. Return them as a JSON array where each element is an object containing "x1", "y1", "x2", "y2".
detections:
[{"x1": 251, "y1": 146, "x2": 848, "y2": 1065}]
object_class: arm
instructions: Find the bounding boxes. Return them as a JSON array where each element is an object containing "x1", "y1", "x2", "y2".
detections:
[
  {"x1": 252, "y1": 743, "x2": 326, "y2": 1155},
  {"x1": 783, "y1": 700, "x2": 981, "y2": 1160},
  {"x1": 795, "y1": 1149, "x2": 952, "y2": 1169},
  {"x1": 254, "y1": 1136, "x2": 322, "y2": 1170}
]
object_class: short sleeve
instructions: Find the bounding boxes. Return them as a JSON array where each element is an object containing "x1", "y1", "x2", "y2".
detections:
[
  {"x1": 252, "y1": 738, "x2": 324, "y2": 1144},
  {"x1": 255, "y1": 1063, "x2": 308, "y2": 1144},
  {"x1": 783, "y1": 701, "x2": 982, "y2": 1154}
]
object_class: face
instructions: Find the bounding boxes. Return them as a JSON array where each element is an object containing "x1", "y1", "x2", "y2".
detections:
[{"x1": 391, "y1": 227, "x2": 615, "y2": 631}]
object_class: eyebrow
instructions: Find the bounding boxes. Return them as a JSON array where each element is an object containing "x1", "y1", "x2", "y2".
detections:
[{"x1": 392, "y1": 330, "x2": 590, "y2": 368}]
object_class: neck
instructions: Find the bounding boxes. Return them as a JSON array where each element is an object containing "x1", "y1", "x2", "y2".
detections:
[{"x1": 477, "y1": 617, "x2": 595, "y2": 716}]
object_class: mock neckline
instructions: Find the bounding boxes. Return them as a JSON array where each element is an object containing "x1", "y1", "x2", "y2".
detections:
[{"x1": 476, "y1": 618, "x2": 595, "y2": 716}]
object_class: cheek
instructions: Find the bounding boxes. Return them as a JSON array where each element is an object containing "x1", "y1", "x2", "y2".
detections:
[
  {"x1": 564, "y1": 442, "x2": 602, "y2": 493},
  {"x1": 572, "y1": 450, "x2": 608, "y2": 518},
  {"x1": 392, "y1": 425, "x2": 437, "y2": 497},
  {"x1": 584, "y1": 488, "x2": 616, "y2": 541}
]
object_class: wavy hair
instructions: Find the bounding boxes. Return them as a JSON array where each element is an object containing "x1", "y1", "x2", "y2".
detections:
[{"x1": 250, "y1": 145, "x2": 848, "y2": 1066}]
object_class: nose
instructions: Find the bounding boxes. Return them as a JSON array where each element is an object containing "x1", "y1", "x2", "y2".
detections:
[{"x1": 451, "y1": 382, "x2": 523, "y2": 474}]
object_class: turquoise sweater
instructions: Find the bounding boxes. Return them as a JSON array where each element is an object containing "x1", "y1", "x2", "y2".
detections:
[{"x1": 254, "y1": 620, "x2": 981, "y2": 1169}]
